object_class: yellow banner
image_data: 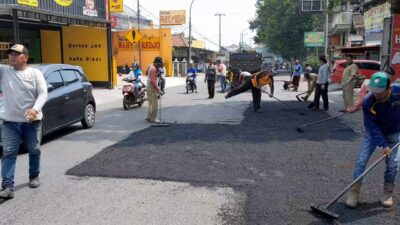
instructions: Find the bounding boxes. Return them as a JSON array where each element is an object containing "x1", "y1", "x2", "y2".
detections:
[
  {"x1": 17, "y1": 0, "x2": 38, "y2": 7},
  {"x1": 191, "y1": 40, "x2": 204, "y2": 49},
  {"x1": 110, "y1": 0, "x2": 123, "y2": 12},
  {"x1": 160, "y1": 10, "x2": 186, "y2": 26},
  {"x1": 54, "y1": 0, "x2": 73, "y2": 7},
  {"x1": 62, "y1": 26, "x2": 109, "y2": 82}
]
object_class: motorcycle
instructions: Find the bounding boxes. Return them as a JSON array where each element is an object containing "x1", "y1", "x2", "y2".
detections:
[
  {"x1": 122, "y1": 78, "x2": 146, "y2": 110},
  {"x1": 186, "y1": 74, "x2": 196, "y2": 94}
]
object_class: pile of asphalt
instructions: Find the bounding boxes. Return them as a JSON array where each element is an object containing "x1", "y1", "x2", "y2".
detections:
[{"x1": 67, "y1": 101, "x2": 399, "y2": 225}]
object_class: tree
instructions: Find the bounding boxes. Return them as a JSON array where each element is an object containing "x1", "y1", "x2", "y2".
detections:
[{"x1": 250, "y1": 0, "x2": 340, "y2": 60}]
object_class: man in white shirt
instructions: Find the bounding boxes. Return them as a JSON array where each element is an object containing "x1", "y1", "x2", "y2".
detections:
[
  {"x1": 216, "y1": 59, "x2": 227, "y2": 93},
  {"x1": 0, "y1": 44, "x2": 47, "y2": 199}
]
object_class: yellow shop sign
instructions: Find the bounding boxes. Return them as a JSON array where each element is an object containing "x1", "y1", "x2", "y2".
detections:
[
  {"x1": 17, "y1": 0, "x2": 39, "y2": 7},
  {"x1": 54, "y1": 0, "x2": 74, "y2": 7}
]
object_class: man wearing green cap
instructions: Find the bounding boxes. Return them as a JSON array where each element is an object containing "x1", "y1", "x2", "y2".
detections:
[{"x1": 346, "y1": 72, "x2": 400, "y2": 209}]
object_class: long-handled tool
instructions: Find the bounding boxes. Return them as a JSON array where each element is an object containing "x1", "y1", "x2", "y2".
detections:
[
  {"x1": 261, "y1": 89, "x2": 306, "y2": 115},
  {"x1": 311, "y1": 142, "x2": 400, "y2": 219},
  {"x1": 152, "y1": 89, "x2": 170, "y2": 127},
  {"x1": 295, "y1": 91, "x2": 308, "y2": 101},
  {"x1": 296, "y1": 113, "x2": 349, "y2": 132}
]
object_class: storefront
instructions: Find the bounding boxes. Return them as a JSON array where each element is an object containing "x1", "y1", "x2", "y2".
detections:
[{"x1": 0, "y1": 0, "x2": 113, "y2": 87}]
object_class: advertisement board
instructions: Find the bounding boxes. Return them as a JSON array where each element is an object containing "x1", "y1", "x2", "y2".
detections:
[
  {"x1": 364, "y1": 2, "x2": 391, "y2": 33},
  {"x1": 391, "y1": 14, "x2": 400, "y2": 79},
  {"x1": 62, "y1": 26, "x2": 109, "y2": 82},
  {"x1": 160, "y1": 10, "x2": 186, "y2": 26},
  {"x1": 17, "y1": 0, "x2": 38, "y2": 7},
  {"x1": 304, "y1": 32, "x2": 325, "y2": 47},
  {"x1": 110, "y1": 0, "x2": 123, "y2": 12}
]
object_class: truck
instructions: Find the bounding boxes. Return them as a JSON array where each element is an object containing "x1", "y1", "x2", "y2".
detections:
[{"x1": 228, "y1": 52, "x2": 262, "y2": 83}]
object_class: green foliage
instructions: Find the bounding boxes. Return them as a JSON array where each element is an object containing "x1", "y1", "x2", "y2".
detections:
[
  {"x1": 303, "y1": 54, "x2": 320, "y2": 67},
  {"x1": 250, "y1": 0, "x2": 325, "y2": 60}
]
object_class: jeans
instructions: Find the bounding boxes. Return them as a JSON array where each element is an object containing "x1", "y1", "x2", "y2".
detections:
[
  {"x1": 1, "y1": 120, "x2": 42, "y2": 188},
  {"x1": 353, "y1": 132, "x2": 400, "y2": 184},
  {"x1": 219, "y1": 75, "x2": 226, "y2": 93},
  {"x1": 312, "y1": 83, "x2": 329, "y2": 109}
]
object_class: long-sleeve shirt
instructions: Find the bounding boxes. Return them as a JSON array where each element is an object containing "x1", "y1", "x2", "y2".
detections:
[
  {"x1": 362, "y1": 85, "x2": 400, "y2": 148},
  {"x1": 205, "y1": 65, "x2": 217, "y2": 81},
  {"x1": 293, "y1": 64, "x2": 303, "y2": 77},
  {"x1": 317, "y1": 63, "x2": 330, "y2": 84},
  {"x1": 341, "y1": 63, "x2": 358, "y2": 86},
  {"x1": 0, "y1": 65, "x2": 48, "y2": 122}
]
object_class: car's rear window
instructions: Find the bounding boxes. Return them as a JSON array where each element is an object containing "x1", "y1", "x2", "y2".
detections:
[{"x1": 356, "y1": 62, "x2": 380, "y2": 70}]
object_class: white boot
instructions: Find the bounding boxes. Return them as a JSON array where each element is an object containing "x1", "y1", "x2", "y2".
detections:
[
  {"x1": 345, "y1": 182, "x2": 362, "y2": 208},
  {"x1": 381, "y1": 182, "x2": 395, "y2": 208}
]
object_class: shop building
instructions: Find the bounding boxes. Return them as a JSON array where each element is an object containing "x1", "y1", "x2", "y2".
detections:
[{"x1": 0, "y1": 0, "x2": 113, "y2": 87}]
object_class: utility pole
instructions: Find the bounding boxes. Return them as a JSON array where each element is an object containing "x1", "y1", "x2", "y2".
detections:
[
  {"x1": 137, "y1": 0, "x2": 142, "y2": 66},
  {"x1": 215, "y1": 13, "x2": 225, "y2": 53},
  {"x1": 188, "y1": 0, "x2": 195, "y2": 63},
  {"x1": 325, "y1": 0, "x2": 329, "y2": 57}
]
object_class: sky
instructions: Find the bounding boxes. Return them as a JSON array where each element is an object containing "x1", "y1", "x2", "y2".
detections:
[{"x1": 126, "y1": 0, "x2": 258, "y2": 51}]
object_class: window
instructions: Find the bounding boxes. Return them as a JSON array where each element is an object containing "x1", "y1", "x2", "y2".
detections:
[
  {"x1": 302, "y1": 0, "x2": 322, "y2": 11},
  {"x1": 356, "y1": 62, "x2": 380, "y2": 70},
  {"x1": 61, "y1": 70, "x2": 79, "y2": 84},
  {"x1": 45, "y1": 71, "x2": 64, "y2": 90}
]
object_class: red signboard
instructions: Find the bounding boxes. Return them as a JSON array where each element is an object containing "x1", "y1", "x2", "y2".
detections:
[{"x1": 391, "y1": 14, "x2": 400, "y2": 79}]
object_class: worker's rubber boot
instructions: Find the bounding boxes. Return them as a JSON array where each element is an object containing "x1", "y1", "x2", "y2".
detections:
[
  {"x1": 345, "y1": 182, "x2": 362, "y2": 208},
  {"x1": 381, "y1": 182, "x2": 395, "y2": 208}
]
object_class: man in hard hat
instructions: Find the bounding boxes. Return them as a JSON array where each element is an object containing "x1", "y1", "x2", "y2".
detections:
[{"x1": 345, "y1": 72, "x2": 400, "y2": 209}]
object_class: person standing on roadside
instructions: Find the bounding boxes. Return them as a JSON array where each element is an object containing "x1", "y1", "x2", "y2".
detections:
[
  {"x1": 341, "y1": 55, "x2": 358, "y2": 112},
  {"x1": 309, "y1": 55, "x2": 330, "y2": 110},
  {"x1": 145, "y1": 56, "x2": 163, "y2": 123},
  {"x1": 0, "y1": 44, "x2": 48, "y2": 199},
  {"x1": 291, "y1": 59, "x2": 303, "y2": 91},
  {"x1": 345, "y1": 72, "x2": 400, "y2": 209},
  {"x1": 216, "y1": 59, "x2": 227, "y2": 93},
  {"x1": 205, "y1": 59, "x2": 217, "y2": 99}
]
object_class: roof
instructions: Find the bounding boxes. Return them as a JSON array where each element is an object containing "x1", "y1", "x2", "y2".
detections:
[{"x1": 172, "y1": 33, "x2": 189, "y2": 47}]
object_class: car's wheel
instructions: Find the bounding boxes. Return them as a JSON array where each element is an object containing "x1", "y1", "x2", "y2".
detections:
[
  {"x1": 123, "y1": 96, "x2": 130, "y2": 110},
  {"x1": 81, "y1": 103, "x2": 95, "y2": 128}
]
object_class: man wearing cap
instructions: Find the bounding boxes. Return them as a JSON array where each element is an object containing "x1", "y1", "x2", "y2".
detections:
[
  {"x1": 345, "y1": 72, "x2": 400, "y2": 209},
  {"x1": 145, "y1": 56, "x2": 163, "y2": 123},
  {"x1": 0, "y1": 44, "x2": 47, "y2": 199}
]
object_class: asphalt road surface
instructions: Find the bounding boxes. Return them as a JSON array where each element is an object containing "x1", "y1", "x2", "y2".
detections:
[{"x1": 68, "y1": 77, "x2": 400, "y2": 225}]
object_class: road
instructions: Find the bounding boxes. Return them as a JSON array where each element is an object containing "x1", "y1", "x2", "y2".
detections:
[{"x1": 0, "y1": 73, "x2": 399, "y2": 225}]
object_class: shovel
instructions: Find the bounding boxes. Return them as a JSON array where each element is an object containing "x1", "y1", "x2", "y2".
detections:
[{"x1": 310, "y1": 142, "x2": 400, "y2": 219}]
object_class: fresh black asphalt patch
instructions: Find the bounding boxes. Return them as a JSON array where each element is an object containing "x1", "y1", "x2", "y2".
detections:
[{"x1": 67, "y1": 101, "x2": 400, "y2": 225}]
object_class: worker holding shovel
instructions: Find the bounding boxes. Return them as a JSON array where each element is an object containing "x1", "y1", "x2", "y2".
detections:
[
  {"x1": 225, "y1": 70, "x2": 273, "y2": 113},
  {"x1": 345, "y1": 72, "x2": 400, "y2": 209}
]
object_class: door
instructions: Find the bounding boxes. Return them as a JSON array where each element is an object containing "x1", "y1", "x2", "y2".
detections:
[
  {"x1": 60, "y1": 69, "x2": 85, "y2": 124},
  {"x1": 43, "y1": 70, "x2": 65, "y2": 133}
]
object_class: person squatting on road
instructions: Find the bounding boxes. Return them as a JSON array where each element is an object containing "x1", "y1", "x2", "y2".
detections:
[
  {"x1": 341, "y1": 55, "x2": 358, "y2": 112},
  {"x1": 0, "y1": 44, "x2": 48, "y2": 199},
  {"x1": 187, "y1": 63, "x2": 197, "y2": 93},
  {"x1": 345, "y1": 72, "x2": 400, "y2": 209},
  {"x1": 309, "y1": 55, "x2": 330, "y2": 110},
  {"x1": 291, "y1": 59, "x2": 303, "y2": 91},
  {"x1": 145, "y1": 56, "x2": 163, "y2": 123},
  {"x1": 216, "y1": 59, "x2": 227, "y2": 93},
  {"x1": 205, "y1": 59, "x2": 217, "y2": 99},
  {"x1": 225, "y1": 70, "x2": 274, "y2": 113}
]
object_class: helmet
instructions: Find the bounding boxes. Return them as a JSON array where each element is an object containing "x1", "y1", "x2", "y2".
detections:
[{"x1": 132, "y1": 62, "x2": 139, "y2": 68}]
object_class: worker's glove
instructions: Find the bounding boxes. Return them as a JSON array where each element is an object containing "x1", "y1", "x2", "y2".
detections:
[{"x1": 382, "y1": 147, "x2": 391, "y2": 157}]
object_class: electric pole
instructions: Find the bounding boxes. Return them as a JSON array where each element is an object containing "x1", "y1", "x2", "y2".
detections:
[
  {"x1": 137, "y1": 0, "x2": 141, "y2": 66},
  {"x1": 188, "y1": 0, "x2": 195, "y2": 63},
  {"x1": 215, "y1": 13, "x2": 225, "y2": 53}
]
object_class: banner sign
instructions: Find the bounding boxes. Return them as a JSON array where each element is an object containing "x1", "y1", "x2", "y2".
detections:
[
  {"x1": 160, "y1": 10, "x2": 186, "y2": 26},
  {"x1": 364, "y1": 2, "x2": 391, "y2": 33},
  {"x1": 118, "y1": 37, "x2": 160, "y2": 51},
  {"x1": 110, "y1": 0, "x2": 123, "y2": 12},
  {"x1": 83, "y1": 0, "x2": 98, "y2": 17},
  {"x1": 304, "y1": 32, "x2": 325, "y2": 47},
  {"x1": 62, "y1": 26, "x2": 108, "y2": 82},
  {"x1": 54, "y1": 0, "x2": 73, "y2": 7},
  {"x1": 17, "y1": 0, "x2": 38, "y2": 7},
  {"x1": 391, "y1": 14, "x2": 400, "y2": 80}
]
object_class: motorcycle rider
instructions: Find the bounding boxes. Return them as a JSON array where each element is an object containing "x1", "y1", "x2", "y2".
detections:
[
  {"x1": 187, "y1": 63, "x2": 197, "y2": 93},
  {"x1": 127, "y1": 62, "x2": 144, "y2": 96}
]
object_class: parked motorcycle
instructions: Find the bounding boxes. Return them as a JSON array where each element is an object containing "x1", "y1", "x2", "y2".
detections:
[
  {"x1": 186, "y1": 74, "x2": 196, "y2": 94},
  {"x1": 122, "y1": 78, "x2": 146, "y2": 110}
]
